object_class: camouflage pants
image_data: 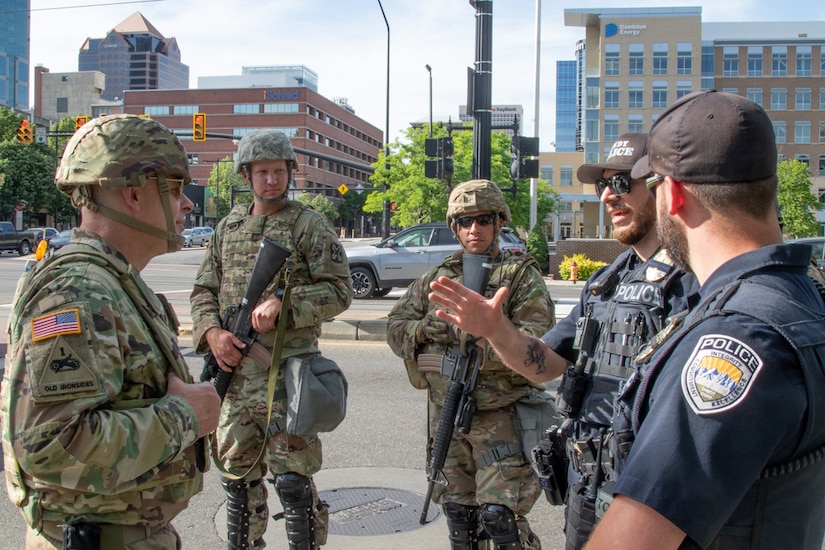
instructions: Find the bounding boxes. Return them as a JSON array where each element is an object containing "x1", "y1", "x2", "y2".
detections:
[
  {"x1": 428, "y1": 400, "x2": 542, "y2": 549},
  {"x1": 217, "y1": 368, "x2": 327, "y2": 545}
]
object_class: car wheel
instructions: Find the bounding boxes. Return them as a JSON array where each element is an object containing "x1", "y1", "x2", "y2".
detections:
[
  {"x1": 350, "y1": 267, "x2": 378, "y2": 299},
  {"x1": 18, "y1": 240, "x2": 31, "y2": 256},
  {"x1": 372, "y1": 288, "x2": 392, "y2": 297}
]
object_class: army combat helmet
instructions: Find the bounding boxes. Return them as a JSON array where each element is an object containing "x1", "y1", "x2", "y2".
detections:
[
  {"x1": 234, "y1": 129, "x2": 298, "y2": 206},
  {"x1": 446, "y1": 179, "x2": 511, "y2": 255},
  {"x1": 55, "y1": 114, "x2": 192, "y2": 253}
]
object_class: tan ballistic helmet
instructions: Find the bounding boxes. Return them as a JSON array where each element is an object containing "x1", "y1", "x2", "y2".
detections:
[
  {"x1": 447, "y1": 179, "x2": 512, "y2": 228},
  {"x1": 234, "y1": 129, "x2": 299, "y2": 173},
  {"x1": 55, "y1": 114, "x2": 191, "y2": 205}
]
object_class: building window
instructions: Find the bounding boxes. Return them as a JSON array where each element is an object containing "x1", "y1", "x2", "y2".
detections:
[
  {"x1": 234, "y1": 103, "x2": 259, "y2": 114},
  {"x1": 605, "y1": 43, "x2": 620, "y2": 76},
  {"x1": 773, "y1": 121, "x2": 786, "y2": 144},
  {"x1": 653, "y1": 43, "x2": 668, "y2": 75},
  {"x1": 821, "y1": 88, "x2": 825, "y2": 111},
  {"x1": 747, "y1": 88, "x2": 763, "y2": 106},
  {"x1": 795, "y1": 121, "x2": 810, "y2": 144},
  {"x1": 819, "y1": 156, "x2": 825, "y2": 176},
  {"x1": 795, "y1": 154, "x2": 810, "y2": 167},
  {"x1": 629, "y1": 43, "x2": 644, "y2": 76},
  {"x1": 540, "y1": 165, "x2": 553, "y2": 183},
  {"x1": 722, "y1": 88, "x2": 739, "y2": 95},
  {"x1": 820, "y1": 121, "x2": 825, "y2": 143},
  {"x1": 676, "y1": 81, "x2": 692, "y2": 99},
  {"x1": 628, "y1": 82, "x2": 643, "y2": 109},
  {"x1": 821, "y1": 52, "x2": 825, "y2": 78},
  {"x1": 187, "y1": 153, "x2": 199, "y2": 166},
  {"x1": 771, "y1": 88, "x2": 787, "y2": 110},
  {"x1": 56, "y1": 97, "x2": 68, "y2": 113},
  {"x1": 772, "y1": 46, "x2": 787, "y2": 76},
  {"x1": 144, "y1": 105, "x2": 169, "y2": 116},
  {"x1": 586, "y1": 119, "x2": 599, "y2": 142},
  {"x1": 604, "y1": 82, "x2": 619, "y2": 109},
  {"x1": 747, "y1": 46, "x2": 763, "y2": 77},
  {"x1": 723, "y1": 46, "x2": 739, "y2": 77},
  {"x1": 677, "y1": 42, "x2": 693, "y2": 75},
  {"x1": 263, "y1": 103, "x2": 299, "y2": 113},
  {"x1": 652, "y1": 81, "x2": 668, "y2": 109},
  {"x1": 628, "y1": 114, "x2": 644, "y2": 133},
  {"x1": 175, "y1": 105, "x2": 198, "y2": 115},
  {"x1": 560, "y1": 166, "x2": 573, "y2": 186},
  {"x1": 604, "y1": 115, "x2": 619, "y2": 142},
  {"x1": 797, "y1": 45, "x2": 812, "y2": 76},
  {"x1": 796, "y1": 88, "x2": 811, "y2": 110},
  {"x1": 586, "y1": 86, "x2": 600, "y2": 108}
]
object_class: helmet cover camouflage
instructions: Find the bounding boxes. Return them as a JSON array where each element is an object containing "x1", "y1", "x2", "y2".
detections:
[
  {"x1": 55, "y1": 114, "x2": 191, "y2": 200},
  {"x1": 446, "y1": 179, "x2": 512, "y2": 227},
  {"x1": 234, "y1": 129, "x2": 299, "y2": 173}
]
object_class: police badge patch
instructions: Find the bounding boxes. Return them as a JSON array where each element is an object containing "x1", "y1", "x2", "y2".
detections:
[{"x1": 681, "y1": 334, "x2": 762, "y2": 414}]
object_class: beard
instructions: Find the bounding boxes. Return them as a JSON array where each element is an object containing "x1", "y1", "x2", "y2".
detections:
[
  {"x1": 614, "y1": 194, "x2": 657, "y2": 246},
  {"x1": 657, "y1": 198, "x2": 691, "y2": 272}
]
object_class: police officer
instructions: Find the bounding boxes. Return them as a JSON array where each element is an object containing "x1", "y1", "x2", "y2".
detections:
[
  {"x1": 585, "y1": 91, "x2": 825, "y2": 549},
  {"x1": 387, "y1": 180, "x2": 555, "y2": 549},
  {"x1": 1, "y1": 114, "x2": 220, "y2": 549},
  {"x1": 428, "y1": 134, "x2": 698, "y2": 549},
  {"x1": 190, "y1": 129, "x2": 353, "y2": 549}
]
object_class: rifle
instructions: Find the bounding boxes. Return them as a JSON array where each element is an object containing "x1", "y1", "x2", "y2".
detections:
[
  {"x1": 420, "y1": 253, "x2": 493, "y2": 525},
  {"x1": 200, "y1": 237, "x2": 292, "y2": 400}
]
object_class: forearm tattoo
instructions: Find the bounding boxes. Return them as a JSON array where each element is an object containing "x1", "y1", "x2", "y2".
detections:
[{"x1": 525, "y1": 337, "x2": 546, "y2": 375}]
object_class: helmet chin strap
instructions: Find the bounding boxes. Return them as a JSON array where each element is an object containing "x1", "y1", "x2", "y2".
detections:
[{"x1": 91, "y1": 174, "x2": 184, "y2": 253}]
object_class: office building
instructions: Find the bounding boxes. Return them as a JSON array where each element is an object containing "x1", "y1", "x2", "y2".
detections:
[
  {"x1": 199, "y1": 65, "x2": 319, "y2": 93},
  {"x1": 0, "y1": 0, "x2": 30, "y2": 110},
  {"x1": 79, "y1": 11, "x2": 188, "y2": 101},
  {"x1": 555, "y1": 59, "x2": 578, "y2": 152},
  {"x1": 547, "y1": 7, "x2": 825, "y2": 239}
]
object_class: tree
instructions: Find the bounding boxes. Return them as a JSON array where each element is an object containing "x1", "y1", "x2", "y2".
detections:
[
  {"x1": 295, "y1": 193, "x2": 338, "y2": 225},
  {"x1": 777, "y1": 159, "x2": 821, "y2": 238},
  {"x1": 526, "y1": 223, "x2": 549, "y2": 274},
  {"x1": 207, "y1": 157, "x2": 247, "y2": 217},
  {"x1": 365, "y1": 126, "x2": 558, "y2": 232}
]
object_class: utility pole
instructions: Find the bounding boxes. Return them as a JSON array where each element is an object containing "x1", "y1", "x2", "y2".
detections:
[{"x1": 469, "y1": 0, "x2": 493, "y2": 180}]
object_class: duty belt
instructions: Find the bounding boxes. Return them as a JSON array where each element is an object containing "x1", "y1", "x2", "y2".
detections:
[{"x1": 37, "y1": 519, "x2": 160, "y2": 548}]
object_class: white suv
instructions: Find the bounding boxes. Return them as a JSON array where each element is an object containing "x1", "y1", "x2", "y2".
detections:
[{"x1": 183, "y1": 226, "x2": 214, "y2": 247}]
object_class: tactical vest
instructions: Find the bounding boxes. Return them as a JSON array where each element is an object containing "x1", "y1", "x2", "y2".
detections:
[
  {"x1": 610, "y1": 279, "x2": 825, "y2": 549},
  {"x1": 576, "y1": 249, "x2": 683, "y2": 428},
  {"x1": 3, "y1": 242, "x2": 202, "y2": 529}
]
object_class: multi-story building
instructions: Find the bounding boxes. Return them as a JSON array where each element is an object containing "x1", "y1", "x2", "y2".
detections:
[
  {"x1": 555, "y1": 59, "x2": 578, "y2": 152},
  {"x1": 79, "y1": 11, "x2": 188, "y2": 102},
  {"x1": 547, "y1": 7, "x2": 825, "y2": 239},
  {"x1": 123, "y1": 86, "x2": 382, "y2": 225},
  {"x1": 0, "y1": 0, "x2": 30, "y2": 110},
  {"x1": 199, "y1": 65, "x2": 319, "y2": 93}
]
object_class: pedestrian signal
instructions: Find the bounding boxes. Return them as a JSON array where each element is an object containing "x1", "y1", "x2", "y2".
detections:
[{"x1": 75, "y1": 115, "x2": 89, "y2": 131}]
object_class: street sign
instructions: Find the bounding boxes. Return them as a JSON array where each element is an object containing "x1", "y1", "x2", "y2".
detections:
[
  {"x1": 355, "y1": 184, "x2": 364, "y2": 195},
  {"x1": 338, "y1": 184, "x2": 349, "y2": 195},
  {"x1": 35, "y1": 127, "x2": 46, "y2": 144}
]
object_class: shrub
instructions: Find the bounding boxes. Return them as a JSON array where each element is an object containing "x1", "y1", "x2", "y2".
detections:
[
  {"x1": 525, "y1": 225, "x2": 549, "y2": 274},
  {"x1": 558, "y1": 253, "x2": 607, "y2": 281}
]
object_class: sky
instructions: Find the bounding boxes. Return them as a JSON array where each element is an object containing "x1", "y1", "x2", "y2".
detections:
[{"x1": 27, "y1": 0, "x2": 825, "y2": 149}]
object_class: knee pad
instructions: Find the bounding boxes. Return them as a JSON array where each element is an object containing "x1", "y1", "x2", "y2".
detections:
[
  {"x1": 273, "y1": 472, "x2": 313, "y2": 507},
  {"x1": 443, "y1": 502, "x2": 480, "y2": 549},
  {"x1": 272, "y1": 473, "x2": 316, "y2": 549},
  {"x1": 480, "y1": 504, "x2": 522, "y2": 549},
  {"x1": 222, "y1": 477, "x2": 265, "y2": 550}
]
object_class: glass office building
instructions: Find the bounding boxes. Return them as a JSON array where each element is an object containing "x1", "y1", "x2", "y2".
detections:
[{"x1": 0, "y1": 0, "x2": 30, "y2": 110}]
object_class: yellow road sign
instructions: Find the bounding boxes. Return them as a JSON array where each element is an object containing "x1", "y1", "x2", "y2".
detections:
[{"x1": 338, "y1": 184, "x2": 349, "y2": 195}]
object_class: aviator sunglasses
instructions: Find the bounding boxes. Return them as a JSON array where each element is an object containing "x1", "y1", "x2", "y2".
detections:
[
  {"x1": 595, "y1": 173, "x2": 633, "y2": 197},
  {"x1": 455, "y1": 213, "x2": 498, "y2": 228}
]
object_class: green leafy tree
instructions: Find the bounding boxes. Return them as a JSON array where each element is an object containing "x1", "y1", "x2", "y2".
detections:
[
  {"x1": 777, "y1": 159, "x2": 821, "y2": 238},
  {"x1": 526, "y1": 224, "x2": 549, "y2": 274},
  {"x1": 366, "y1": 126, "x2": 558, "y2": 231},
  {"x1": 207, "y1": 158, "x2": 247, "y2": 217},
  {"x1": 295, "y1": 192, "x2": 338, "y2": 225}
]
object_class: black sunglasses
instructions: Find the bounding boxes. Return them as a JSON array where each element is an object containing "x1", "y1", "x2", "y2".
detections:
[
  {"x1": 595, "y1": 173, "x2": 633, "y2": 197},
  {"x1": 455, "y1": 213, "x2": 498, "y2": 228}
]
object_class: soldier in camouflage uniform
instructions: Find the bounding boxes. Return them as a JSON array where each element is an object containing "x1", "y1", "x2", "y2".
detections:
[
  {"x1": 1, "y1": 114, "x2": 221, "y2": 549},
  {"x1": 190, "y1": 129, "x2": 352, "y2": 549},
  {"x1": 387, "y1": 180, "x2": 555, "y2": 550}
]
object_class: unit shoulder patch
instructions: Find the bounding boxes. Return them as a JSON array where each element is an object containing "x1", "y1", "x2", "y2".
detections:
[
  {"x1": 681, "y1": 334, "x2": 762, "y2": 414},
  {"x1": 32, "y1": 335, "x2": 102, "y2": 403}
]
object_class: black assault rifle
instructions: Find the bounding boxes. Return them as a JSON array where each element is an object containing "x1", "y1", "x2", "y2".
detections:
[
  {"x1": 420, "y1": 253, "x2": 493, "y2": 524},
  {"x1": 200, "y1": 237, "x2": 292, "y2": 401}
]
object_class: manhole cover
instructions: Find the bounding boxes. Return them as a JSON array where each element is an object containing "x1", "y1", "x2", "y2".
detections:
[{"x1": 320, "y1": 487, "x2": 441, "y2": 536}]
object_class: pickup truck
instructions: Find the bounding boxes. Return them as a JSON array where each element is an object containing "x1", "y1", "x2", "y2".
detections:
[{"x1": 0, "y1": 221, "x2": 38, "y2": 255}]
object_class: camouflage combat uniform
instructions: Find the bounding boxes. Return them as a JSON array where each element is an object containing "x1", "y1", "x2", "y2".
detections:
[
  {"x1": 190, "y1": 200, "x2": 352, "y2": 545},
  {"x1": 387, "y1": 247, "x2": 555, "y2": 550},
  {"x1": 1, "y1": 230, "x2": 203, "y2": 549}
]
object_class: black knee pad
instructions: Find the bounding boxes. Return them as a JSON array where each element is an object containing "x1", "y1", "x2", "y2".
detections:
[
  {"x1": 480, "y1": 504, "x2": 522, "y2": 549},
  {"x1": 273, "y1": 473, "x2": 313, "y2": 507},
  {"x1": 222, "y1": 476, "x2": 264, "y2": 550},
  {"x1": 443, "y1": 503, "x2": 480, "y2": 549},
  {"x1": 272, "y1": 473, "x2": 316, "y2": 549}
]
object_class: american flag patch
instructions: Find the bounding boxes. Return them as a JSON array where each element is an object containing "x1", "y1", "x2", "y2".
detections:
[{"x1": 31, "y1": 309, "x2": 82, "y2": 342}]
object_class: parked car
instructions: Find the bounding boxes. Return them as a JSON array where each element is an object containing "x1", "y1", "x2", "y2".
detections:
[
  {"x1": 786, "y1": 236, "x2": 825, "y2": 270},
  {"x1": 184, "y1": 226, "x2": 214, "y2": 247},
  {"x1": 30, "y1": 227, "x2": 59, "y2": 243},
  {"x1": 47, "y1": 229, "x2": 73, "y2": 256},
  {"x1": 346, "y1": 222, "x2": 527, "y2": 299},
  {"x1": 0, "y1": 221, "x2": 38, "y2": 256}
]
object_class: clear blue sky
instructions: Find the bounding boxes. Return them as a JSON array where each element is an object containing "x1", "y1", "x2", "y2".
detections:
[{"x1": 29, "y1": 0, "x2": 825, "y2": 148}]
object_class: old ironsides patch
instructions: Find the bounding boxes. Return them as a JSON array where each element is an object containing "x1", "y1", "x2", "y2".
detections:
[{"x1": 681, "y1": 334, "x2": 762, "y2": 414}]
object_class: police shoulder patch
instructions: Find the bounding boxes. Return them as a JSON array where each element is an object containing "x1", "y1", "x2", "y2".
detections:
[{"x1": 681, "y1": 334, "x2": 762, "y2": 414}]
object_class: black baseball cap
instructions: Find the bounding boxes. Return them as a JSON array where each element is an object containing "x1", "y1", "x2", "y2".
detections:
[
  {"x1": 577, "y1": 133, "x2": 648, "y2": 184},
  {"x1": 631, "y1": 90, "x2": 777, "y2": 183}
]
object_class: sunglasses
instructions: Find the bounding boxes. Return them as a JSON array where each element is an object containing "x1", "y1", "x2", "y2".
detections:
[
  {"x1": 595, "y1": 173, "x2": 633, "y2": 197},
  {"x1": 455, "y1": 213, "x2": 498, "y2": 228}
]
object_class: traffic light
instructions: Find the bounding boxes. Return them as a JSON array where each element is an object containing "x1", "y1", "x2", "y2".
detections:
[
  {"x1": 75, "y1": 115, "x2": 89, "y2": 131},
  {"x1": 510, "y1": 135, "x2": 540, "y2": 180},
  {"x1": 16, "y1": 120, "x2": 33, "y2": 144},
  {"x1": 424, "y1": 136, "x2": 454, "y2": 182},
  {"x1": 193, "y1": 113, "x2": 206, "y2": 142}
]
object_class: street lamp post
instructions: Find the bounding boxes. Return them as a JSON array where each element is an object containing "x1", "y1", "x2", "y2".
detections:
[
  {"x1": 425, "y1": 64, "x2": 433, "y2": 137},
  {"x1": 377, "y1": 0, "x2": 391, "y2": 239}
]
